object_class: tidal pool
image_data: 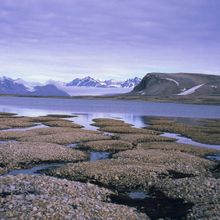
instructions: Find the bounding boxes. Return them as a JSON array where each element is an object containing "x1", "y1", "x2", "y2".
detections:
[
  {"x1": 160, "y1": 132, "x2": 220, "y2": 150},
  {"x1": 3, "y1": 163, "x2": 63, "y2": 176}
]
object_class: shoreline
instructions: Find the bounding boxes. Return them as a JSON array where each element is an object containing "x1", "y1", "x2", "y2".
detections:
[{"x1": 0, "y1": 94, "x2": 220, "y2": 105}]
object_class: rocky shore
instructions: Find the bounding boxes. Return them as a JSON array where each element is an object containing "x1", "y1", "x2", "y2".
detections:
[
  {"x1": 147, "y1": 117, "x2": 220, "y2": 145},
  {"x1": 48, "y1": 147, "x2": 216, "y2": 191},
  {"x1": 0, "y1": 113, "x2": 220, "y2": 219},
  {"x1": 79, "y1": 140, "x2": 133, "y2": 152},
  {"x1": 0, "y1": 142, "x2": 87, "y2": 175},
  {"x1": 155, "y1": 176, "x2": 220, "y2": 219},
  {"x1": 0, "y1": 175, "x2": 147, "y2": 219}
]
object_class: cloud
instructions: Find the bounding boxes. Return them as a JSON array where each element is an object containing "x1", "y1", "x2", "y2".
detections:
[{"x1": 0, "y1": 0, "x2": 219, "y2": 81}]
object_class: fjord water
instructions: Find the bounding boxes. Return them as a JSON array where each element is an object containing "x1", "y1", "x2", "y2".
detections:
[
  {"x1": 0, "y1": 96, "x2": 220, "y2": 119},
  {"x1": 0, "y1": 96, "x2": 220, "y2": 150}
]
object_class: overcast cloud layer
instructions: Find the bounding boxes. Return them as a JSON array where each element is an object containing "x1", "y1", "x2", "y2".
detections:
[{"x1": 0, "y1": 0, "x2": 220, "y2": 82}]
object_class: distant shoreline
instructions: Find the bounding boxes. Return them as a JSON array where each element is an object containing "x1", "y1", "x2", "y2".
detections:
[{"x1": 0, "y1": 94, "x2": 220, "y2": 105}]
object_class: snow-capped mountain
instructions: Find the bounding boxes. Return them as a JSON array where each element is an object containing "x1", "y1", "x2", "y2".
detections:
[
  {"x1": 0, "y1": 75, "x2": 141, "y2": 96},
  {"x1": 66, "y1": 76, "x2": 141, "y2": 88},
  {"x1": 14, "y1": 78, "x2": 42, "y2": 92},
  {"x1": 0, "y1": 76, "x2": 69, "y2": 96},
  {"x1": 121, "y1": 77, "x2": 141, "y2": 88},
  {"x1": 66, "y1": 76, "x2": 104, "y2": 87},
  {"x1": 102, "y1": 79, "x2": 122, "y2": 88},
  {"x1": 0, "y1": 76, "x2": 29, "y2": 95}
]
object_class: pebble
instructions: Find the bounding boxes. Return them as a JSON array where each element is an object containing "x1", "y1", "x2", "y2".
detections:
[{"x1": 0, "y1": 175, "x2": 148, "y2": 219}]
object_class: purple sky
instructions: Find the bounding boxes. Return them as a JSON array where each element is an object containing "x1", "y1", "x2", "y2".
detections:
[{"x1": 0, "y1": 0, "x2": 220, "y2": 82}]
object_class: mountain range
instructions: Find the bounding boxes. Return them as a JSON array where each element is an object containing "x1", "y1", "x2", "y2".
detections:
[
  {"x1": 0, "y1": 76, "x2": 69, "y2": 96},
  {"x1": 66, "y1": 76, "x2": 141, "y2": 88},
  {"x1": 1, "y1": 73, "x2": 219, "y2": 98},
  {"x1": 0, "y1": 76, "x2": 141, "y2": 96}
]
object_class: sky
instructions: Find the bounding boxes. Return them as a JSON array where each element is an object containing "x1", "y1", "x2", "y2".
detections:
[{"x1": 0, "y1": 0, "x2": 220, "y2": 82}]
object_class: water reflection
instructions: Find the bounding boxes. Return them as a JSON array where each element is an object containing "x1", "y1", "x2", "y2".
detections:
[
  {"x1": 0, "y1": 96, "x2": 220, "y2": 119},
  {"x1": 0, "y1": 105, "x2": 68, "y2": 117},
  {"x1": 160, "y1": 132, "x2": 220, "y2": 150},
  {"x1": 0, "y1": 97, "x2": 219, "y2": 150},
  {"x1": 3, "y1": 163, "x2": 63, "y2": 176},
  {"x1": 89, "y1": 151, "x2": 111, "y2": 162},
  {"x1": 127, "y1": 191, "x2": 148, "y2": 199},
  {"x1": 69, "y1": 113, "x2": 145, "y2": 130},
  {"x1": 206, "y1": 154, "x2": 220, "y2": 161},
  {"x1": 1, "y1": 123, "x2": 48, "y2": 132}
]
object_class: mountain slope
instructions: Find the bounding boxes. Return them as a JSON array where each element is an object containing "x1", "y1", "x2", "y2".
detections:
[
  {"x1": 0, "y1": 77, "x2": 69, "y2": 97},
  {"x1": 131, "y1": 73, "x2": 220, "y2": 97},
  {"x1": 0, "y1": 77, "x2": 29, "y2": 95},
  {"x1": 30, "y1": 85, "x2": 70, "y2": 97}
]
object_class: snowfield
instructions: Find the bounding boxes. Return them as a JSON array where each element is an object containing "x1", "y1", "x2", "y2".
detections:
[{"x1": 57, "y1": 86, "x2": 132, "y2": 96}]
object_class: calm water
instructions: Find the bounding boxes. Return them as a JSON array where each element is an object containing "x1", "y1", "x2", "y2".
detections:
[
  {"x1": 160, "y1": 133, "x2": 220, "y2": 150},
  {"x1": 0, "y1": 96, "x2": 220, "y2": 149},
  {"x1": 69, "y1": 113, "x2": 144, "y2": 130},
  {"x1": 0, "y1": 96, "x2": 220, "y2": 119},
  {"x1": 3, "y1": 163, "x2": 63, "y2": 176},
  {"x1": 128, "y1": 191, "x2": 148, "y2": 199},
  {"x1": 89, "y1": 151, "x2": 112, "y2": 162},
  {"x1": 206, "y1": 154, "x2": 220, "y2": 161}
]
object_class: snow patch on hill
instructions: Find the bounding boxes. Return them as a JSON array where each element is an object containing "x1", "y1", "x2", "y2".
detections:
[
  {"x1": 177, "y1": 84, "x2": 205, "y2": 95},
  {"x1": 165, "y1": 78, "x2": 179, "y2": 86}
]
